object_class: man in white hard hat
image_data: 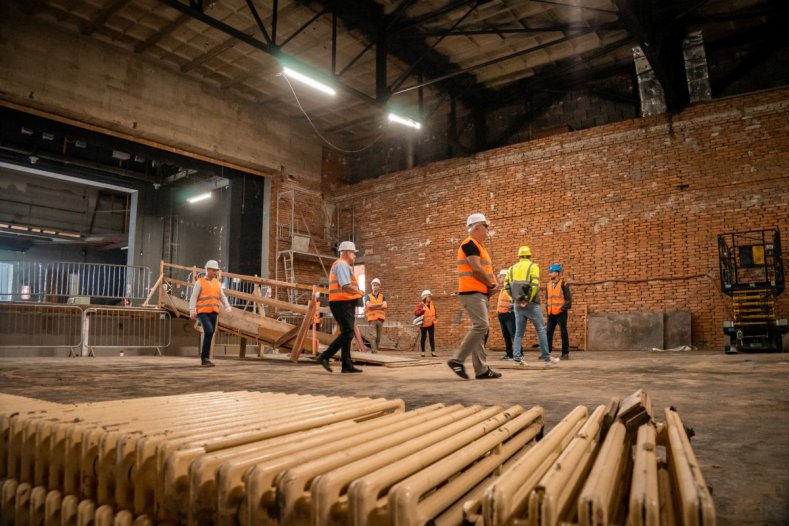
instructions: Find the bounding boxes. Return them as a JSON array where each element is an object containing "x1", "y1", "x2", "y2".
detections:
[
  {"x1": 316, "y1": 241, "x2": 364, "y2": 373},
  {"x1": 189, "y1": 259, "x2": 232, "y2": 367},
  {"x1": 364, "y1": 278, "x2": 387, "y2": 353},
  {"x1": 448, "y1": 213, "x2": 502, "y2": 380}
]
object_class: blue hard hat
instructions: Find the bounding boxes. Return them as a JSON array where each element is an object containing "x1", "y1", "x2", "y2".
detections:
[{"x1": 549, "y1": 264, "x2": 562, "y2": 272}]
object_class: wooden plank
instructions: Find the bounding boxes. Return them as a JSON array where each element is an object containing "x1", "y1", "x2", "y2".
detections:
[
  {"x1": 290, "y1": 294, "x2": 317, "y2": 362},
  {"x1": 271, "y1": 327, "x2": 300, "y2": 349},
  {"x1": 617, "y1": 389, "x2": 654, "y2": 431}
]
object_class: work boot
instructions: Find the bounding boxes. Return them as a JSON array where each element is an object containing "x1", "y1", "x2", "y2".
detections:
[
  {"x1": 316, "y1": 355, "x2": 333, "y2": 372},
  {"x1": 560, "y1": 354, "x2": 569, "y2": 360},
  {"x1": 447, "y1": 359, "x2": 469, "y2": 379},
  {"x1": 341, "y1": 366, "x2": 363, "y2": 373},
  {"x1": 201, "y1": 359, "x2": 215, "y2": 367},
  {"x1": 475, "y1": 368, "x2": 502, "y2": 379}
]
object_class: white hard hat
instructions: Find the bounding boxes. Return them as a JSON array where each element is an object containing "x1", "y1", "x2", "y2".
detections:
[
  {"x1": 205, "y1": 260, "x2": 220, "y2": 270},
  {"x1": 499, "y1": 269, "x2": 508, "y2": 277},
  {"x1": 466, "y1": 213, "x2": 488, "y2": 228},
  {"x1": 371, "y1": 278, "x2": 381, "y2": 285},
  {"x1": 421, "y1": 289, "x2": 432, "y2": 299},
  {"x1": 338, "y1": 241, "x2": 358, "y2": 253}
]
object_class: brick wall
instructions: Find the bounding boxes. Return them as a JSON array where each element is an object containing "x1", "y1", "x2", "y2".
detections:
[{"x1": 323, "y1": 87, "x2": 789, "y2": 351}]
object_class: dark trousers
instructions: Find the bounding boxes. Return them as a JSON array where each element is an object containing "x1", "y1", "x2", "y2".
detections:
[
  {"x1": 547, "y1": 311, "x2": 569, "y2": 355},
  {"x1": 197, "y1": 312, "x2": 218, "y2": 361},
  {"x1": 322, "y1": 300, "x2": 356, "y2": 370},
  {"x1": 420, "y1": 325, "x2": 435, "y2": 354},
  {"x1": 498, "y1": 311, "x2": 515, "y2": 357}
]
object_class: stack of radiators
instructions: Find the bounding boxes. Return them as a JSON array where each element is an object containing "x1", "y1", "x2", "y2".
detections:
[{"x1": 0, "y1": 390, "x2": 714, "y2": 526}]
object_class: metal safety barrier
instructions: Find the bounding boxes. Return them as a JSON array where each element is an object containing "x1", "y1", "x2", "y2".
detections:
[
  {"x1": 0, "y1": 260, "x2": 151, "y2": 302},
  {"x1": 83, "y1": 307, "x2": 171, "y2": 357},
  {"x1": 0, "y1": 302, "x2": 82, "y2": 351},
  {"x1": 0, "y1": 390, "x2": 715, "y2": 526}
]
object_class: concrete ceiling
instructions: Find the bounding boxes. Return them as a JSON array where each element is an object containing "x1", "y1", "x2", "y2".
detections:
[{"x1": 15, "y1": 0, "x2": 787, "y2": 149}]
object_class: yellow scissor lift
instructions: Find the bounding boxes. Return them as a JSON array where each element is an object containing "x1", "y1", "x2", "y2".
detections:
[{"x1": 719, "y1": 229, "x2": 786, "y2": 353}]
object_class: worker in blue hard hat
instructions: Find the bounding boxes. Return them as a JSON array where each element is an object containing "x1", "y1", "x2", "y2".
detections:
[{"x1": 546, "y1": 263, "x2": 572, "y2": 360}]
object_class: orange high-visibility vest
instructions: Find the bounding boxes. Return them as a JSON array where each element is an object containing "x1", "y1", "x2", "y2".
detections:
[
  {"x1": 421, "y1": 302, "x2": 437, "y2": 327},
  {"x1": 329, "y1": 259, "x2": 362, "y2": 302},
  {"x1": 457, "y1": 237, "x2": 495, "y2": 294},
  {"x1": 195, "y1": 278, "x2": 222, "y2": 314},
  {"x1": 497, "y1": 288, "x2": 513, "y2": 314},
  {"x1": 546, "y1": 279, "x2": 566, "y2": 315},
  {"x1": 365, "y1": 292, "x2": 386, "y2": 321}
]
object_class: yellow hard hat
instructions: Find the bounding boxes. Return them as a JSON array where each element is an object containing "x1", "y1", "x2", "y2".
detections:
[{"x1": 518, "y1": 246, "x2": 531, "y2": 258}]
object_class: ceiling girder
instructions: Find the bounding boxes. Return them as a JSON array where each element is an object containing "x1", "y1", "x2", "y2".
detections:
[{"x1": 156, "y1": 0, "x2": 378, "y2": 105}]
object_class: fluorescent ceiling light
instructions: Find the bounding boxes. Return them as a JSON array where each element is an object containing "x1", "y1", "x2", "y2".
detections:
[
  {"x1": 283, "y1": 67, "x2": 336, "y2": 96},
  {"x1": 388, "y1": 113, "x2": 421, "y2": 130},
  {"x1": 187, "y1": 192, "x2": 212, "y2": 204}
]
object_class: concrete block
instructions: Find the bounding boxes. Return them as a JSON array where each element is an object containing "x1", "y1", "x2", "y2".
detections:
[
  {"x1": 664, "y1": 311, "x2": 692, "y2": 348},
  {"x1": 588, "y1": 312, "x2": 663, "y2": 351}
]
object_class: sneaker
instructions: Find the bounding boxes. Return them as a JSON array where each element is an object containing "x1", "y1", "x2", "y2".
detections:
[
  {"x1": 201, "y1": 360, "x2": 215, "y2": 367},
  {"x1": 560, "y1": 354, "x2": 569, "y2": 360},
  {"x1": 447, "y1": 359, "x2": 469, "y2": 379},
  {"x1": 341, "y1": 367, "x2": 363, "y2": 373},
  {"x1": 431, "y1": 353, "x2": 437, "y2": 357},
  {"x1": 316, "y1": 356, "x2": 333, "y2": 373},
  {"x1": 513, "y1": 360, "x2": 525, "y2": 366},
  {"x1": 501, "y1": 355, "x2": 512, "y2": 360},
  {"x1": 475, "y1": 368, "x2": 502, "y2": 379},
  {"x1": 421, "y1": 354, "x2": 425, "y2": 357},
  {"x1": 543, "y1": 357, "x2": 560, "y2": 365}
]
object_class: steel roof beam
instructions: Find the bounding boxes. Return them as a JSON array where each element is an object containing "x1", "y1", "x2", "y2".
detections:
[{"x1": 157, "y1": 0, "x2": 378, "y2": 105}]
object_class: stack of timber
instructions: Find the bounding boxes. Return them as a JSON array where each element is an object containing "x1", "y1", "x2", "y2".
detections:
[{"x1": 1, "y1": 389, "x2": 714, "y2": 526}]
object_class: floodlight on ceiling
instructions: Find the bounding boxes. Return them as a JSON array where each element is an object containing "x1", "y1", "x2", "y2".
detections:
[
  {"x1": 388, "y1": 113, "x2": 422, "y2": 130},
  {"x1": 187, "y1": 192, "x2": 212, "y2": 204},
  {"x1": 282, "y1": 67, "x2": 336, "y2": 96}
]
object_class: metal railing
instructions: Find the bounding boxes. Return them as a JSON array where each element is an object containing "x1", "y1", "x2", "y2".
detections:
[
  {"x1": 83, "y1": 307, "x2": 170, "y2": 357},
  {"x1": 0, "y1": 302, "x2": 82, "y2": 351},
  {"x1": 0, "y1": 261, "x2": 151, "y2": 302}
]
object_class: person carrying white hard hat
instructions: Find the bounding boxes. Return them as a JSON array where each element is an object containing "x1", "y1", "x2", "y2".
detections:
[
  {"x1": 316, "y1": 241, "x2": 364, "y2": 373},
  {"x1": 189, "y1": 259, "x2": 232, "y2": 367},
  {"x1": 414, "y1": 289, "x2": 438, "y2": 357},
  {"x1": 448, "y1": 213, "x2": 502, "y2": 380},
  {"x1": 364, "y1": 277, "x2": 387, "y2": 353}
]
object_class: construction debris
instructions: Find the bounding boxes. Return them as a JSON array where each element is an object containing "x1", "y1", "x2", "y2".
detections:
[{"x1": 0, "y1": 389, "x2": 714, "y2": 526}]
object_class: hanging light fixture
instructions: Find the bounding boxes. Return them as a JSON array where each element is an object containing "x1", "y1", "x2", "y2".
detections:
[
  {"x1": 282, "y1": 67, "x2": 336, "y2": 96},
  {"x1": 388, "y1": 112, "x2": 421, "y2": 130},
  {"x1": 187, "y1": 192, "x2": 212, "y2": 204}
]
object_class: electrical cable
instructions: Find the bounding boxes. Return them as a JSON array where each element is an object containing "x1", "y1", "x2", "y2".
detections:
[{"x1": 281, "y1": 74, "x2": 386, "y2": 154}]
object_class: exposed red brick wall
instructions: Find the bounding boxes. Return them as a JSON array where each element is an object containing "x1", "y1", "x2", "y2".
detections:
[{"x1": 323, "y1": 87, "x2": 789, "y2": 351}]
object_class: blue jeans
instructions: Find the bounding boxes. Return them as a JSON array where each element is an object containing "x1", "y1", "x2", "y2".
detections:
[
  {"x1": 196, "y1": 312, "x2": 218, "y2": 361},
  {"x1": 513, "y1": 303, "x2": 551, "y2": 362}
]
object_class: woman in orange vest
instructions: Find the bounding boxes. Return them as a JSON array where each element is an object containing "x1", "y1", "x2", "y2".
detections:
[
  {"x1": 546, "y1": 264, "x2": 572, "y2": 360},
  {"x1": 415, "y1": 289, "x2": 438, "y2": 357},
  {"x1": 495, "y1": 269, "x2": 516, "y2": 360},
  {"x1": 316, "y1": 241, "x2": 364, "y2": 374},
  {"x1": 189, "y1": 259, "x2": 231, "y2": 367},
  {"x1": 364, "y1": 278, "x2": 387, "y2": 353}
]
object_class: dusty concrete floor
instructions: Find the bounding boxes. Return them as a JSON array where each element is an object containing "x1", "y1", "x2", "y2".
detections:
[{"x1": 0, "y1": 350, "x2": 787, "y2": 525}]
